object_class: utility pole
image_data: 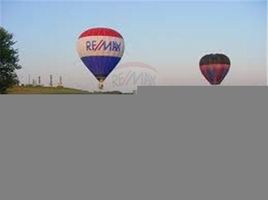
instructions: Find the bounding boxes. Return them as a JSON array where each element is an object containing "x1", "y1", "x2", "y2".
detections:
[
  {"x1": 32, "y1": 79, "x2": 36, "y2": 86},
  {"x1": 58, "y1": 76, "x2": 63, "y2": 87},
  {"x1": 38, "y1": 76, "x2": 41, "y2": 85},
  {"x1": 28, "y1": 74, "x2": 31, "y2": 85},
  {"x1": 49, "y1": 75, "x2": 53, "y2": 87}
]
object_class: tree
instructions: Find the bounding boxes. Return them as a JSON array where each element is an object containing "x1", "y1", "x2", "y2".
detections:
[{"x1": 0, "y1": 27, "x2": 21, "y2": 94}]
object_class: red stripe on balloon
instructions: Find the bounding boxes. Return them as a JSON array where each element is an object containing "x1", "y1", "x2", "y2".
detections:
[{"x1": 79, "y1": 27, "x2": 123, "y2": 39}]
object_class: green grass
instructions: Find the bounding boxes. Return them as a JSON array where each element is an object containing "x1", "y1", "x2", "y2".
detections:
[
  {"x1": 7, "y1": 86, "x2": 91, "y2": 94},
  {"x1": 6, "y1": 86, "x2": 133, "y2": 94}
]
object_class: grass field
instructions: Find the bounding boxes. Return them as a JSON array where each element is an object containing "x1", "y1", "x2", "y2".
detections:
[
  {"x1": 7, "y1": 86, "x2": 90, "y2": 94},
  {"x1": 6, "y1": 86, "x2": 132, "y2": 94}
]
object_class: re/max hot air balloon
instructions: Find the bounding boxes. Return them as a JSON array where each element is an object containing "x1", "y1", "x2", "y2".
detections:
[
  {"x1": 199, "y1": 53, "x2": 231, "y2": 85},
  {"x1": 77, "y1": 27, "x2": 125, "y2": 89}
]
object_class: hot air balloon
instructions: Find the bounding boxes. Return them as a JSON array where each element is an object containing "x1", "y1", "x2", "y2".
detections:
[
  {"x1": 199, "y1": 53, "x2": 231, "y2": 85},
  {"x1": 77, "y1": 27, "x2": 125, "y2": 89}
]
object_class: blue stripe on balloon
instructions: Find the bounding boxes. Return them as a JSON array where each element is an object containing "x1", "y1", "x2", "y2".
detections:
[
  {"x1": 207, "y1": 68, "x2": 215, "y2": 83},
  {"x1": 81, "y1": 56, "x2": 122, "y2": 80}
]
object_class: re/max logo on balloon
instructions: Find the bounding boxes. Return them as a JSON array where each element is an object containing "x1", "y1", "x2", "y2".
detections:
[{"x1": 86, "y1": 40, "x2": 121, "y2": 52}]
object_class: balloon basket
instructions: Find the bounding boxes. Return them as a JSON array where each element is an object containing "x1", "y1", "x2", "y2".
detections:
[{"x1": 98, "y1": 80, "x2": 104, "y2": 90}]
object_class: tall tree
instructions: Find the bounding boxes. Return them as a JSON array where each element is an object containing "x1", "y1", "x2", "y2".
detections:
[{"x1": 0, "y1": 27, "x2": 21, "y2": 94}]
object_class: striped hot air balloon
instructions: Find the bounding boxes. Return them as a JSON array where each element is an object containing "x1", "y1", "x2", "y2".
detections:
[
  {"x1": 199, "y1": 53, "x2": 231, "y2": 85},
  {"x1": 77, "y1": 27, "x2": 125, "y2": 89}
]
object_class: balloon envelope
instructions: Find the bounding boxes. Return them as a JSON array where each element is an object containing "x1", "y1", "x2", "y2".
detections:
[
  {"x1": 77, "y1": 27, "x2": 125, "y2": 82},
  {"x1": 199, "y1": 53, "x2": 231, "y2": 85}
]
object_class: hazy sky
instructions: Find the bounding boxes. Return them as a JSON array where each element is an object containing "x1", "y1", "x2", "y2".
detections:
[{"x1": 1, "y1": 0, "x2": 267, "y2": 90}]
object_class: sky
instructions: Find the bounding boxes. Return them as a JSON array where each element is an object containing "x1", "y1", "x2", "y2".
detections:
[{"x1": 1, "y1": 0, "x2": 267, "y2": 91}]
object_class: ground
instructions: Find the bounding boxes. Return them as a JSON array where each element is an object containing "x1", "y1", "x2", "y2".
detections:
[{"x1": 6, "y1": 86, "x2": 130, "y2": 94}]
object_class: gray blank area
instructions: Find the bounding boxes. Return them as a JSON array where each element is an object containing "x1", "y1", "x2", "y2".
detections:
[{"x1": 0, "y1": 86, "x2": 267, "y2": 200}]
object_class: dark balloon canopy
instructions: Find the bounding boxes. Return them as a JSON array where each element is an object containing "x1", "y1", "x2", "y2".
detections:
[{"x1": 199, "y1": 53, "x2": 231, "y2": 85}]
